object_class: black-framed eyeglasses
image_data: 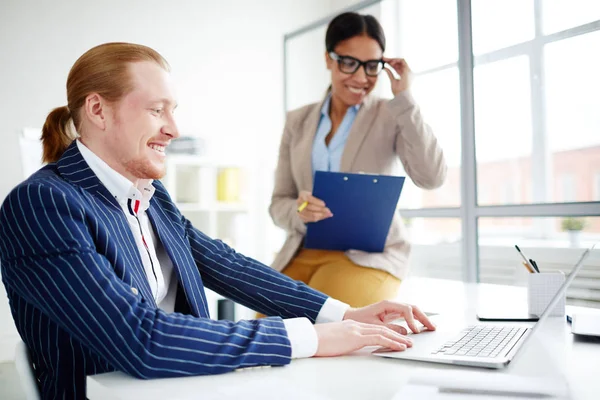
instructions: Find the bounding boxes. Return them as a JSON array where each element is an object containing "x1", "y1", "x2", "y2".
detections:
[{"x1": 329, "y1": 52, "x2": 385, "y2": 77}]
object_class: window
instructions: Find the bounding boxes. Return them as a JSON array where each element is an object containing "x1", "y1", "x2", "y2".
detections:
[
  {"x1": 545, "y1": 31, "x2": 600, "y2": 203},
  {"x1": 394, "y1": 0, "x2": 461, "y2": 210},
  {"x1": 405, "y1": 218, "x2": 462, "y2": 281},
  {"x1": 395, "y1": 0, "x2": 458, "y2": 71},
  {"x1": 475, "y1": 56, "x2": 532, "y2": 206},
  {"x1": 558, "y1": 174, "x2": 576, "y2": 203},
  {"x1": 542, "y1": 0, "x2": 600, "y2": 34},
  {"x1": 471, "y1": 0, "x2": 534, "y2": 55},
  {"x1": 282, "y1": 0, "x2": 600, "y2": 306},
  {"x1": 472, "y1": 6, "x2": 600, "y2": 206}
]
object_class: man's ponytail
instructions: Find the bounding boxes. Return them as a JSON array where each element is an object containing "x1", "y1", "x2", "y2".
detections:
[{"x1": 41, "y1": 106, "x2": 76, "y2": 163}]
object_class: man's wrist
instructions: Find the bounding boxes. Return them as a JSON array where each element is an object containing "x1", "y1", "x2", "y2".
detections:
[
  {"x1": 316, "y1": 298, "x2": 351, "y2": 323},
  {"x1": 342, "y1": 307, "x2": 356, "y2": 321},
  {"x1": 283, "y1": 317, "x2": 318, "y2": 358}
]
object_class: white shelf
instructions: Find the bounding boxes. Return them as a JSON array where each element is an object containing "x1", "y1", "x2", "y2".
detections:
[
  {"x1": 214, "y1": 203, "x2": 248, "y2": 212},
  {"x1": 163, "y1": 150, "x2": 267, "y2": 321},
  {"x1": 164, "y1": 153, "x2": 258, "y2": 254},
  {"x1": 176, "y1": 203, "x2": 248, "y2": 213},
  {"x1": 176, "y1": 203, "x2": 211, "y2": 212},
  {"x1": 166, "y1": 153, "x2": 247, "y2": 168}
]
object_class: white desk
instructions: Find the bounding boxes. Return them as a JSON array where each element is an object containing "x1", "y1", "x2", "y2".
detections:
[{"x1": 87, "y1": 278, "x2": 600, "y2": 400}]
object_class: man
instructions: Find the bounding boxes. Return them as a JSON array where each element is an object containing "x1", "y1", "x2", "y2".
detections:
[{"x1": 0, "y1": 42, "x2": 434, "y2": 400}]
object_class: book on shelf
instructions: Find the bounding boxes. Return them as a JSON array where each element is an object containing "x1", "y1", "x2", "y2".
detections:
[{"x1": 217, "y1": 167, "x2": 242, "y2": 203}]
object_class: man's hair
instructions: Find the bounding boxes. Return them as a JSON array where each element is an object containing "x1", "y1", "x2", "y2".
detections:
[{"x1": 41, "y1": 42, "x2": 170, "y2": 163}]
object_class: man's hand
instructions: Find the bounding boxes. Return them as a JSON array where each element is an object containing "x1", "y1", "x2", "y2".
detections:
[
  {"x1": 314, "y1": 320, "x2": 413, "y2": 357},
  {"x1": 343, "y1": 300, "x2": 436, "y2": 335}
]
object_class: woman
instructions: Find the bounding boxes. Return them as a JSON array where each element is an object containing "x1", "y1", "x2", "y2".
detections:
[{"x1": 269, "y1": 12, "x2": 447, "y2": 308}]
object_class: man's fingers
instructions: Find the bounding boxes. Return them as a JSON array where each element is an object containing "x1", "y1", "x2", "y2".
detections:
[
  {"x1": 403, "y1": 306, "x2": 420, "y2": 334},
  {"x1": 412, "y1": 306, "x2": 436, "y2": 331},
  {"x1": 384, "y1": 323, "x2": 408, "y2": 336},
  {"x1": 360, "y1": 325, "x2": 412, "y2": 347},
  {"x1": 365, "y1": 334, "x2": 407, "y2": 351},
  {"x1": 382, "y1": 311, "x2": 403, "y2": 323}
]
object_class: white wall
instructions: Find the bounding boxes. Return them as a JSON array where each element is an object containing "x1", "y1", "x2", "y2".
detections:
[{"x1": 0, "y1": 0, "x2": 361, "y2": 362}]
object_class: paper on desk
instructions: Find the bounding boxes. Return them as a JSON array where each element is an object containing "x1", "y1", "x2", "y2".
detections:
[{"x1": 391, "y1": 369, "x2": 570, "y2": 400}]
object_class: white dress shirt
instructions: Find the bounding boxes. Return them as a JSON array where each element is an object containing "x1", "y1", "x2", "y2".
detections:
[{"x1": 77, "y1": 140, "x2": 350, "y2": 358}]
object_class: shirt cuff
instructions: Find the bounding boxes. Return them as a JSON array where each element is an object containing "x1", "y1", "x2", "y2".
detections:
[
  {"x1": 283, "y1": 318, "x2": 318, "y2": 359},
  {"x1": 315, "y1": 297, "x2": 351, "y2": 324}
]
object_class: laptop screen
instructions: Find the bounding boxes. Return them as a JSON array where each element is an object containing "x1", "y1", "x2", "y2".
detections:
[{"x1": 521, "y1": 245, "x2": 595, "y2": 344}]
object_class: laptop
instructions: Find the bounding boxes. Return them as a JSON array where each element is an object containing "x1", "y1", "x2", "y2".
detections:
[{"x1": 373, "y1": 246, "x2": 595, "y2": 369}]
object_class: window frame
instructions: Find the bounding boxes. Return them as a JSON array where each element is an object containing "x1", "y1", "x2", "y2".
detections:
[{"x1": 282, "y1": 0, "x2": 600, "y2": 283}]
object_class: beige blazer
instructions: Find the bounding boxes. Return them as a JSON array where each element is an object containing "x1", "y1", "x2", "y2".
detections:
[{"x1": 269, "y1": 91, "x2": 447, "y2": 279}]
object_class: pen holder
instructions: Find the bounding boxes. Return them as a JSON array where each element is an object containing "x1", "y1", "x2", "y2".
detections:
[{"x1": 527, "y1": 271, "x2": 566, "y2": 317}]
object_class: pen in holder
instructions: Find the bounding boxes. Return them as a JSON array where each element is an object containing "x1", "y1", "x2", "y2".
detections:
[{"x1": 527, "y1": 271, "x2": 566, "y2": 317}]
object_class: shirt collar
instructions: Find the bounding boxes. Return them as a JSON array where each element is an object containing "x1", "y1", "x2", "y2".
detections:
[
  {"x1": 76, "y1": 140, "x2": 155, "y2": 212},
  {"x1": 320, "y1": 92, "x2": 361, "y2": 118}
]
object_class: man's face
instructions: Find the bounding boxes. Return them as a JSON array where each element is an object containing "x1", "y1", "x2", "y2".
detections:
[{"x1": 104, "y1": 61, "x2": 179, "y2": 182}]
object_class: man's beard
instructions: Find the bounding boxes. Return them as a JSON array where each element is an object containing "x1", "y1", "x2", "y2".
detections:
[{"x1": 124, "y1": 158, "x2": 165, "y2": 180}]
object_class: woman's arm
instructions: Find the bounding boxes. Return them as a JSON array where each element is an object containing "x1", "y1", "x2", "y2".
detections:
[
  {"x1": 383, "y1": 59, "x2": 447, "y2": 190},
  {"x1": 269, "y1": 118, "x2": 308, "y2": 235},
  {"x1": 390, "y1": 91, "x2": 447, "y2": 189}
]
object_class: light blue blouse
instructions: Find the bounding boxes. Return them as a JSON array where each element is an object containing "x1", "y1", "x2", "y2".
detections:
[{"x1": 311, "y1": 94, "x2": 361, "y2": 174}]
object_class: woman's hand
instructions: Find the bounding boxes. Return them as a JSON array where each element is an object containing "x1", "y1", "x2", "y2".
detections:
[
  {"x1": 297, "y1": 190, "x2": 333, "y2": 224},
  {"x1": 383, "y1": 57, "x2": 413, "y2": 96}
]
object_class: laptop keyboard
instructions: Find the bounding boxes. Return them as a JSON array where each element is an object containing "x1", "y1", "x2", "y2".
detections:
[{"x1": 432, "y1": 325, "x2": 528, "y2": 358}]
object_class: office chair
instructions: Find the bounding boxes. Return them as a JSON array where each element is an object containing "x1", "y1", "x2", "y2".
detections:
[{"x1": 14, "y1": 340, "x2": 41, "y2": 400}]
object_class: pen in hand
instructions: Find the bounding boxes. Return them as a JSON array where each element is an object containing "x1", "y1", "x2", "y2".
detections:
[{"x1": 297, "y1": 201, "x2": 308, "y2": 213}]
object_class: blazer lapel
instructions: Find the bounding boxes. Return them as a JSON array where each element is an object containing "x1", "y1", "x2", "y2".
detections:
[
  {"x1": 146, "y1": 202, "x2": 208, "y2": 317},
  {"x1": 340, "y1": 95, "x2": 378, "y2": 171},
  {"x1": 56, "y1": 142, "x2": 158, "y2": 307},
  {"x1": 57, "y1": 142, "x2": 121, "y2": 211},
  {"x1": 298, "y1": 98, "x2": 327, "y2": 190}
]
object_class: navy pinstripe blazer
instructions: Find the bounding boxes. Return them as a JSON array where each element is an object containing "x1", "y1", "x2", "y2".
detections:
[{"x1": 0, "y1": 142, "x2": 328, "y2": 400}]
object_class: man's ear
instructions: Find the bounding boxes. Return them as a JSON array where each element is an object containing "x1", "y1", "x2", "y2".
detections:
[{"x1": 83, "y1": 93, "x2": 107, "y2": 130}]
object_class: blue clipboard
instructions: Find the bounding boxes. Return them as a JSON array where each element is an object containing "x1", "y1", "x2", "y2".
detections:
[{"x1": 305, "y1": 171, "x2": 405, "y2": 253}]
